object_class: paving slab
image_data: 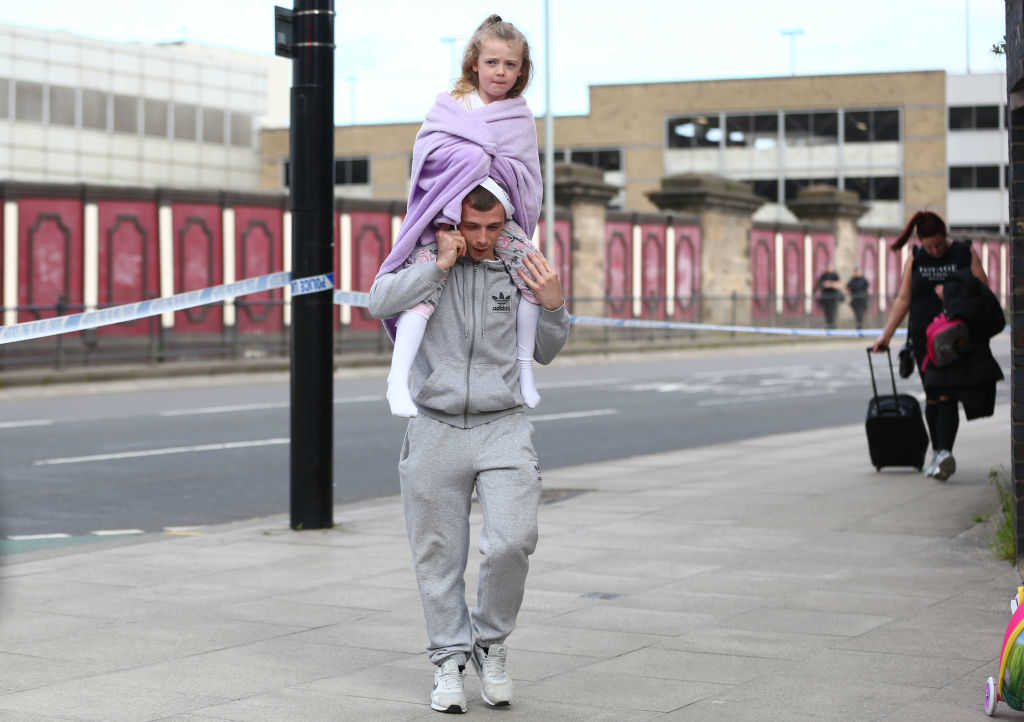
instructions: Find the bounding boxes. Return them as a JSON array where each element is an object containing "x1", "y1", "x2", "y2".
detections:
[{"x1": 0, "y1": 408, "x2": 1014, "y2": 720}]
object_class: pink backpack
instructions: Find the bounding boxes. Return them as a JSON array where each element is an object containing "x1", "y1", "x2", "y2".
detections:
[{"x1": 923, "y1": 313, "x2": 969, "y2": 371}]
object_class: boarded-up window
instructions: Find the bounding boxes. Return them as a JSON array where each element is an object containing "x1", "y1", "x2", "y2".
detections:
[
  {"x1": 113, "y1": 94, "x2": 138, "y2": 133},
  {"x1": 202, "y1": 107, "x2": 224, "y2": 144},
  {"x1": 15, "y1": 81, "x2": 43, "y2": 122},
  {"x1": 174, "y1": 103, "x2": 197, "y2": 141},
  {"x1": 229, "y1": 111, "x2": 252, "y2": 147},
  {"x1": 144, "y1": 99, "x2": 168, "y2": 137},
  {"x1": 82, "y1": 89, "x2": 108, "y2": 130},
  {"x1": 49, "y1": 85, "x2": 76, "y2": 126}
]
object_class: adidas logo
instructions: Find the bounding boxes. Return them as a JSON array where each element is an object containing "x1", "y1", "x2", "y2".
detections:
[{"x1": 491, "y1": 292, "x2": 512, "y2": 313}]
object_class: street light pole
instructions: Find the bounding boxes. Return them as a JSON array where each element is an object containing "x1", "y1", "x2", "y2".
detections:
[
  {"x1": 275, "y1": 0, "x2": 335, "y2": 530},
  {"x1": 780, "y1": 28, "x2": 804, "y2": 77}
]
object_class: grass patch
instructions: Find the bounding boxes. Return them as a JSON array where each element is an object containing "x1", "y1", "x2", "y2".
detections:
[{"x1": 991, "y1": 467, "x2": 1016, "y2": 563}]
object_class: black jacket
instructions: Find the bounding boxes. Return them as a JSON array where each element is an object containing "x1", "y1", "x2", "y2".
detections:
[{"x1": 921, "y1": 268, "x2": 1005, "y2": 419}]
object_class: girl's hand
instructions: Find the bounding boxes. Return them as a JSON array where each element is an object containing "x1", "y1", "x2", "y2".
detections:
[{"x1": 519, "y1": 253, "x2": 564, "y2": 310}]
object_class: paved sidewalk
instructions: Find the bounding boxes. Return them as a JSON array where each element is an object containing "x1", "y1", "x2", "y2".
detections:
[{"x1": 0, "y1": 409, "x2": 1014, "y2": 721}]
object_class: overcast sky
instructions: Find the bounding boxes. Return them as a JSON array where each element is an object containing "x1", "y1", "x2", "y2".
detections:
[{"x1": 3, "y1": 0, "x2": 1009, "y2": 125}]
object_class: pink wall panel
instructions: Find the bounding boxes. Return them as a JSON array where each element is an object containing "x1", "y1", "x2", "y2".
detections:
[
  {"x1": 749, "y1": 227, "x2": 774, "y2": 319},
  {"x1": 639, "y1": 223, "x2": 666, "y2": 318},
  {"x1": 349, "y1": 210, "x2": 391, "y2": 331},
  {"x1": 985, "y1": 242, "x2": 1002, "y2": 297},
  {"x1": 234, "y1": 205, "x2": 284, "y2": 334},
  {"x1": 18, "y1": 198, "x2": 83, "y2": 324},
  {"x1": 97, "y1": 200, "x2": 159, "y2": 336},
  {"x1": 172, "y1": 203, "x2": 222, "y2": 333},
  {"x1": 859, "y1": 234, "x2": 879, "y2": 314},
  {"x1": 605, "y1": 220, "x2": 632, "y2": 318},
  {"x1": 674, "y1": 223, "x2": 701, "y2": 318},
  {"x1": 886, "y1": 244, "x2": 904, "y2": 303},
  {"x1": 536, "y1": 219, "x2": 572, "y2": 302},
  {"x1": 781, "y1": 231, "x2": 803, "y2": 315}
]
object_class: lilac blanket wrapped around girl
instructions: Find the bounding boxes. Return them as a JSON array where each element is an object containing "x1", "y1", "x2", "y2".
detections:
[{"x1": 375, "y1": 92, "x2": 542, "y2": 279}]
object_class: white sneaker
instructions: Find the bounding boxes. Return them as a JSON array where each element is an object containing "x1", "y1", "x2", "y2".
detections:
[
  {"x1": 931, "y1": 450, "x2": 956, "y2": 481},
  {"x1": 923, "y1": 452, "x2": 939, "y2": 478},
  {"x1": 471, "y1": 643, "x2": 513, "y2": 707},
  {"x1": 431, "y1": 659, "x2": 467, "y2": 714}
]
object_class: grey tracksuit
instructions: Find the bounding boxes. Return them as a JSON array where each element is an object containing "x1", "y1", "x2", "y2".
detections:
[{"x1": 369, "y1": 256, "x2": 570, "y2": 665}]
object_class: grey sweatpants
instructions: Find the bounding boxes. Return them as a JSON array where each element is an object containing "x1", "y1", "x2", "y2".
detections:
[{"x1": 398, "y1": 413, "x2": 541, "y2": 666}]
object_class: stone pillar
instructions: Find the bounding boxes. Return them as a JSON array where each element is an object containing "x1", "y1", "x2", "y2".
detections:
[
  {"x1": 786, "y1": 184, "x2": 868, "y2": 281},
  {"x1": 647, "y1": 173, "x2": 763, "y2": 324},
  {"x1": 551, "y1": 163, "x2": 618, "y2": 316}
]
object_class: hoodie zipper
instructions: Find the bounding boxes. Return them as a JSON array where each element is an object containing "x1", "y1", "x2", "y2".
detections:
[{"x1": 463, "y1": 262, "x2": 479, "y2": 427}]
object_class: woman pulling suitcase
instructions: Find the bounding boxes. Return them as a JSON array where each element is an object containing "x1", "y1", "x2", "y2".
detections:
[{"x1": 872, "y1": 211, "x2": 1003, "y2": 481}]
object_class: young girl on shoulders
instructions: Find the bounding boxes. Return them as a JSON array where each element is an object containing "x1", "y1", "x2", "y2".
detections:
[{"x1": 375, "y1": 15, "x2": 547, "y2": 418}]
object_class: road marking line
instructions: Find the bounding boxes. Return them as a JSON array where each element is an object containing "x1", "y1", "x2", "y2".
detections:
[
  {"x1": 34, "y1": 437, "x2": 290, "y2": 466},
  {"x1": 0, "y1": 419, "x2": 54, "y2": 429},
  {"x1": 161, "y1": 395, "x2": 382, "y2": 417},
  {"x1": 90, "y1": 529, "x2": 144, "y2": 536},
  {"x1": 164, "y1": 526, "x2": 206, "y2": 536},
  {"x1": 7, "y1": 533, "x2": 71, "y2": 541},
  {"x1": 161, "y1": 402, "x2": 286, "y2": 416},
  {"x1": 529, "y1": 409, "x2": 618, "y2": 422}
]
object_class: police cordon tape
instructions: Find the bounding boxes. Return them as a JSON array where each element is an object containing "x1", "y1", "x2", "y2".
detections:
[{"x1": 0, "y1": 270, "x2": 904, "y2": 345}]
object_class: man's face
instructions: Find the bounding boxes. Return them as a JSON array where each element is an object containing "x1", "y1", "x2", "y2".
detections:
[{"x1": 459, "y1": 201, "x2": 505, "y2": 261}]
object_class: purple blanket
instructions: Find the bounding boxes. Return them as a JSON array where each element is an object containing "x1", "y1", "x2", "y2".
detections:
[{"x1": 376, "y1": 92, "x2": 542, "y2": 278}]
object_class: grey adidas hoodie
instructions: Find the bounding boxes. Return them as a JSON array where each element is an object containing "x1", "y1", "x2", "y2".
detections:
[{"x1": 368, "y1": 256, "x2": 571, "y2": 428}]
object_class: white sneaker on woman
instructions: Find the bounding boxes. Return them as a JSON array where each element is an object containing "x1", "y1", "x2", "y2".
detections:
[{"x1": 929, "y1": 450, "x2": 956, "y2": 481}]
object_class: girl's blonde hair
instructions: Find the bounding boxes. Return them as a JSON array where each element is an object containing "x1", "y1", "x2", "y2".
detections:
[{"x1": 453, "y1": 15, "x2": 532, "y2": 100}]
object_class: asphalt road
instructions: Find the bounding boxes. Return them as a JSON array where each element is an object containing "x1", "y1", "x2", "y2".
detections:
[{"x1": 0, "y1": 338, "x2": 1011, "y2": 547}]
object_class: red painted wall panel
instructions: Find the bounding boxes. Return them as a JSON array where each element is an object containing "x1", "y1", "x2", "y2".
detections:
[
  {"x1": 985, "y1": 242, "x2": 1002, "y2": 297},
  {"x1": 172, "y1": 203, "x2": 222, "y2": 333},
  {"x1": 349, "y1": 211, "x2": 391, "y2": 330},
  {"x1": 605, "y1": 220, "x2": 632, "y2": 318},
  {"x1": 674, "y1": 223, "x2": 701, "y2": 319},
  {"x1": 749, "y1": 227, "x2": 774, "y2": 320},
  {"x1": 17, "y1": 198, "x2": 83, "y2": 325},
  {"x1": 858, "y1": 234, "x2": 880, "y2": 314},
  {"x1": 639, "y1": 222, "x2": 666, "y2": 318},
  {"x1": 780, "y1": 231, "x2": 804, "y2": 315},
  {"x1": 234, "y1": 205, "x2": 284, "y2": 334},
  {"x1": 97, "y1": 200, "x2": 159, "y2": 336}
]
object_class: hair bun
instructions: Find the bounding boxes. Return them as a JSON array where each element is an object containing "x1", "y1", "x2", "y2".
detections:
[{"x1": 484, "y1": 14, "x2": 502, "y2": 25}]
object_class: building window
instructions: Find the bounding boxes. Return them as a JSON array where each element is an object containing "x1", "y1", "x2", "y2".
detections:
[
  {"x1": 845, "y1": 175, "x2": 901, "y2": 201},
  {"x1": 726, "y1": 114, "x2": 778, "y2": 149},
  {"x1": 81, "y1": 89, "x2": 108, "y2": 130},
  {"x1": 202, "y1": 107, "x2": 225, "y2": 144},
  {"x1": 144, "y1": 99, "x2": 168, "y2": 137},
  {"x1": 229, "y1": 111, "x2": 252, "y2": 147},
  {"x1": 784, "y1": 111, "x2": 837, "y2": 146},
  {"x1": 15, "y1": 81, "x2": 43, "y2": 123},
  {"x1": 784, "y1": 177, "x2": 838, "y2": 201},
  {"x1": 949, "y1": 165, "x2": 1001, "y2": 189},
  {"x1": 565, "y1": 148, "x2": 622, "y2": 171},
  {"x1": 49, "y1": 85, "x2": 76, "y2": 126},
  {"x1": 844, "y1": 109, "x2": 900, "y2": 143},
  {"x1": 284, "y1": 156, "x2": 371, "y2": 186},
  {"x1": 335, "y1": 156, "x2": 369, "y2": 184},
  {"x1": 949, "y1": 105, "x2": 1001, "y2": 130},
  {"x1": 0, "y1": 79, "x2": 7, "y2": 119},
  {"x1": 743, "y1": 179, "x2": 779, "y2": 202},
  {"x1": 113, "y1": 94, "x2": 138, "y2": 134},
  {"x1": 174, "y1": 103, "x2": 197, "y2": 141},
  {"x1": 667, "y1": 115, "x2": 720, "y2": 148}
]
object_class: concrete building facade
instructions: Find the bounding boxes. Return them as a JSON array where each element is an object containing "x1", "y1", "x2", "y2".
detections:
[
  {"x1": 0, "y1": 24, "x2": 272, "y2": 190},
  {"x1": 260, "y1": 70, "x2": 1012, "y2": 234}
]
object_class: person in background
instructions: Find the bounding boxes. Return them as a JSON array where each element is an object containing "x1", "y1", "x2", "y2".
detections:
[
  {"x1": 846, "y1": 266, "x2": 870, "y2": 330},
  {"x1": 816, "y1": 262, "x2": 843, "y2": 329},
  {"x1": 871, "y1": 210, "x2": 998, "y2": 481}
]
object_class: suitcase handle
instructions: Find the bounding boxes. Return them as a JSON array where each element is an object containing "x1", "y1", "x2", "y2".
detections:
[{"x1": 866, "y1": 346, "x2": 898, "y2": 401}]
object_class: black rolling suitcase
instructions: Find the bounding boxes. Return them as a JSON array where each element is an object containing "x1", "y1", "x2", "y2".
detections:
[{"x1": 865, "y1": 347, "x2": 929, "y2": 471}]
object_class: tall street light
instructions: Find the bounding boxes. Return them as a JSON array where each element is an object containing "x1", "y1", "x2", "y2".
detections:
[{"x1": 780, "y1": 28, "x2": 804, "y2": 76}]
